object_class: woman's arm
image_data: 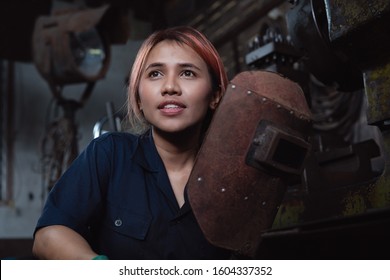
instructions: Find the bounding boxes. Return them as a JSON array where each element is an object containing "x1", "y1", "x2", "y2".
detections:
[{"x1": 33, "y1": 225, "x2": 99, "y2": 260}]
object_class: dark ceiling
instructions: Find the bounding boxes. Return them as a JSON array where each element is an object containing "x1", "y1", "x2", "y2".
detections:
[{"x1": 0, "y1": 0, "x2": 215, "y2": 62}]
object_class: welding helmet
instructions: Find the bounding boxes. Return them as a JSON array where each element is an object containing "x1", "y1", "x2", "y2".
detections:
[{"x1": 187, "y1": 70, "x2": 312, "y2": 257}]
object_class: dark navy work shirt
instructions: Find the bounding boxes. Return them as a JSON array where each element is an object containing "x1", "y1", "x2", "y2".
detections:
[{"x1": 34, "y1": 131, "x2": 230, "y2": 259}]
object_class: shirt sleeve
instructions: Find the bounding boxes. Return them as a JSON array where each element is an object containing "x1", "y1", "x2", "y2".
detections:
[{"x1": 34, "y1": 135, "x2": 112, "y2": 238}]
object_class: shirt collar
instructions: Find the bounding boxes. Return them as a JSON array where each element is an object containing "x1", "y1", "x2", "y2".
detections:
[
  {"x1": 133, "y1": 129, "x2": 193, "y2": 215},
  {"x1": 133, "y1": 129, "x2": 160, "y2": 172}
]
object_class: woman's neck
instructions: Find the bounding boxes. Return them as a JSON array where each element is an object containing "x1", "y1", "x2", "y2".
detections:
[
  {"x1": 152, "y1": 127, "x2": 200, "y2": 170},
  {"x1": 152, "y1": 126, "x2": 202, "y2": 207}
]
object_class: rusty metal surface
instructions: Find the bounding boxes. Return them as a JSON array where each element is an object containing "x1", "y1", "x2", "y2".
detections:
[
  {"x1": 364, "y1": 63, "x2": 390, "y2": 126},
  {"x1": 324, "y1": 0, "x2": 390, "y2": 69},
  {"x1": 187, "y1": 71, "x2": 311, "y2": 256},
  {"x1": 324, "y1": 0, "x2": 390, "y2": 41}
]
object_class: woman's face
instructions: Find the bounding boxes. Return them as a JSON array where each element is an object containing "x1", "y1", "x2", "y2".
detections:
[{"x1": 138, "y1": 40, "x2": 218, "y2": 134}]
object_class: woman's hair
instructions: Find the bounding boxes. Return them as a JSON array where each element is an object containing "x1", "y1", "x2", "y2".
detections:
[{"x1": 126, "y1": 25, "x2": 228, "y2": 134}]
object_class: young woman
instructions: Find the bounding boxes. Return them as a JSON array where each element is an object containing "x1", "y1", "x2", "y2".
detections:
[{"x1": 32, "y1": 26, "x2": 231, "y2": 259}]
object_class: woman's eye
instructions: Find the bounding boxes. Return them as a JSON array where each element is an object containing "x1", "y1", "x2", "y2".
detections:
[
  {"x1": 148, "y1": 71, "x2": 161, "y2": 78},
  {"x1": 182, "y1": 70, "x2": 195, "y2": 77}
]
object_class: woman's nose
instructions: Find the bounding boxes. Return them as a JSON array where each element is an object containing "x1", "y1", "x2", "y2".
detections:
[{"x1": 161, "y1": 76, "x2": 181, "y2": 96}]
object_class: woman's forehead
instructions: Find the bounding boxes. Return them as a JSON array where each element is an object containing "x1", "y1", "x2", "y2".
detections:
[{"x1": 146, "y1": 40, "x2": 204, "y2": 65}]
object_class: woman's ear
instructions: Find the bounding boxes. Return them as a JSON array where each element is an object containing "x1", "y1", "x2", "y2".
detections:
[
  {"x1": 137, "y1": 96, "x2": 143, "y2": 111},
  {"x1": 209, "y1": 87, "x2": 222, "y2": 110}
]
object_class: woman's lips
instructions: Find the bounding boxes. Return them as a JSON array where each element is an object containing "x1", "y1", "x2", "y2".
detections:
[{"x1": 158, "y1": 101, "x2": 186, "y2": 115}]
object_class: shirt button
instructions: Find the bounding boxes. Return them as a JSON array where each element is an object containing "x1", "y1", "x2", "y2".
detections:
[{"x1": 114, "y1": 219, "x2": 122, "y2": 227}]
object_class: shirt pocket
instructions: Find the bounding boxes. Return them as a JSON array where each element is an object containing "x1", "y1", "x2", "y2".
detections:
[{"x1": 104, "y1": 203, "x2": 152, "y2": 240}]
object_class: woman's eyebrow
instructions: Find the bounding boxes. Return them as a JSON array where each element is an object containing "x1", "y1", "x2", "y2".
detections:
[
  {"x1": 178, "y1": 63, "x2": 201, "y2": 71},
  {"x1": 144, "y1": 62, "x2": 202, "y2": 71},
  {"x1": 144, "y1": 62, "x2": 164, "y2": 71}
]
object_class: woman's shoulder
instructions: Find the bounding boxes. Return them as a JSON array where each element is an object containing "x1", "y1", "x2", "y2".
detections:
[
  {"x1": 91, "y1": 131, "x2": 139, "y2": 150},
  {"x1": 94, "y1": 131, "x2": 139, "y2": 143},
  {"x1": 90, "y1": 131, "x2": 152, "y2": 154},
  {"x1": 89, "y1": 131, "x2": 155, "y2": 169}
]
